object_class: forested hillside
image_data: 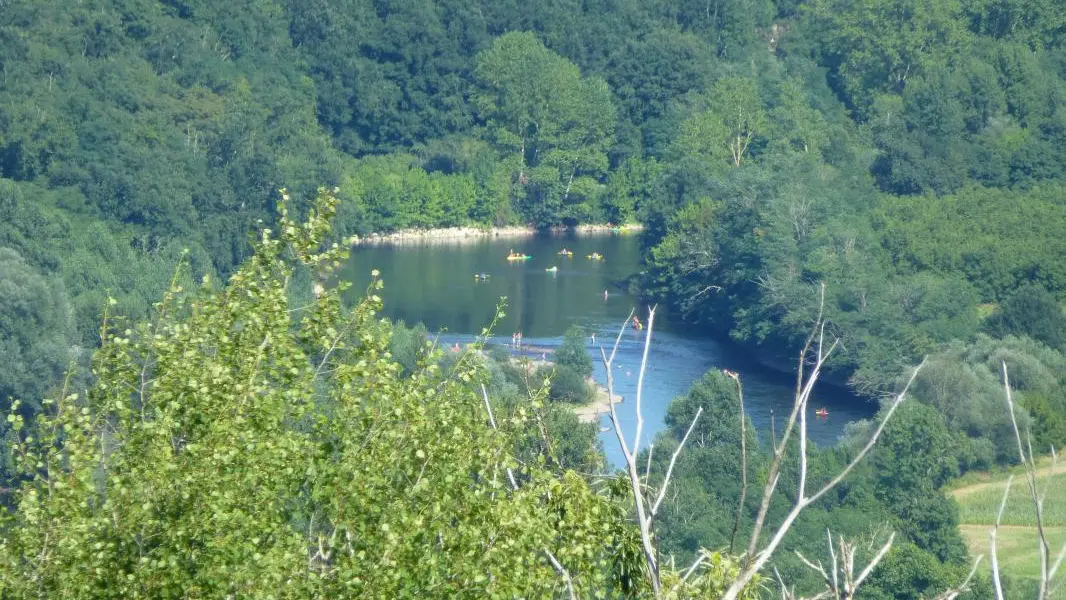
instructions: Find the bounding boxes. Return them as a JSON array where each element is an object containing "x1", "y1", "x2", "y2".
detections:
[{"x1": 2, "y1": 0, "x2": 1066, "y2": 596}]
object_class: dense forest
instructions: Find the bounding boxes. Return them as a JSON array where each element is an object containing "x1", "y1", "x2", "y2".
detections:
[{"x1": 2, "y1": 0, "x2": 1066, "y2": 596}]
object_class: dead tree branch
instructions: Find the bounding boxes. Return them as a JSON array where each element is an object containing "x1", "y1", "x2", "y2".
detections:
[
  {"x1": 999, "y1": 362, "x2": 1063, "y2": 600},
  {"x1": 719, "y1": 283, "x2": 925, "y2": 600}
]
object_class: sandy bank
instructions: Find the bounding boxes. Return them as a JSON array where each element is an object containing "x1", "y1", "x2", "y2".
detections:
[
  {"x1": 574, "y1": 377, "x2": 623, "y2": 423},
  {"x1": 353, "y1": 223, "x2": 643, "y2": 246},
  {"x1": 504, "y1": 353, "x2": 622, "y2": 424}
]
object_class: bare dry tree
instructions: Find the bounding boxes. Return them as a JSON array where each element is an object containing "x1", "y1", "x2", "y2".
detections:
[
  {"x1": 726, "y1": 369, "x2": 747, "y2": 555},
  {"x1": 775, "y1": 530, "x2": 896, "y2": 600},
  {"x1": 991, "y1": 363, "x2": 1065, "y2": 600},
  {"x1": 599, "y1": 306, "x2": 702, "y2": 595},
  {"x1": 780, "y1": 529, "x2": 981, "y2": 600},
  {"x1": 718, "y1": 286, "x2": 924, "y2": 600},
  {"x1": 597, "y1": 285, "x2": 926, "y2": 599}
]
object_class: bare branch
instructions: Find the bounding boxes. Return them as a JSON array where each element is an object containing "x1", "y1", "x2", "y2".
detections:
[
  {"x1": 723, "y1": 358, "x2": 925, "y2": 600},
  {"x1": 728, "y1": 371, "x2": 748, "y2": 554},
  {"x1": 806, "y1": 358, "x2": 924, "y2": 505},
  {"x1": 930, "y1": 556, "x2": 983, "y2": 600},
  {"x1": 793, "y1": 530, "x2": 894, "y2": 600},
  {"x1": 990, "y1": 474, "x2": 1012, "y2": 600},
  {"x1": 544, "y1": 549, "x2": 578, "y2": 600},
  {"x1": 1050, "y1": 541, "x2": 1065, "y2": 588},
  {"x1": 793, "y1": 550, "x2": 830, "y2": 586},
  {"x1": 481, "y1": 384, "x2": 518, "y2": 491},
  {"x1": 1003, "y1": 362, "x2": 1051, "y2": 599},
  {"x1": 852, "y1": 532, "x2": 895, "y2": 592},
  {"x1": 746, "y1": 286, "x2": 832, "y2": 562},
  {"x1": 645, "y1": 443, "x2": 655, "y2": 485},
  {"x1": 632, "y1": 307, "x2": 657, "y2": 458},
  {"x1": 651, "y1": 406, "x2": 702, "y2": 516},
  {"x1": 827, "y1": 530, "x2": 840, "y2": 594},
  {"x1": 600, "y1": 309, "x2": 660, "y2": 594}
]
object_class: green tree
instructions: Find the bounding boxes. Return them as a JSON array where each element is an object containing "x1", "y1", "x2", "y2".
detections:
[
  {"x1": 0, "y1": 248, "x2": 76, "y2": 411},
  {"x1": 474, "y1": 32, "x2": 616, "y2": 226},
  {"x1": 671, "y1": 76, "x2": 766, "y2": 168},
  {"x1": 872, "y1": 402, "x2": 968, "y2": 562},
  {"x1": 554, "y1": 325, "x2": 593, "y2": 379},
  {"x1": 985, "y1": 283, "x2": 1066, "y2": 352},
  {"x1": 863, "y1": 543, "x2": 972, "y2": 600},
  {"x1": 806, "y1": 0, "x2": 971, "y2": 114}
]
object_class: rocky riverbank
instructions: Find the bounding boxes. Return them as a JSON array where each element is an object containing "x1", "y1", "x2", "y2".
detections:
[{"x1": 353, "y1": 223, "x2": 643, "y2": 245}]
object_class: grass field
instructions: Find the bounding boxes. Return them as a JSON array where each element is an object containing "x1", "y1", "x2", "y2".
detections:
[
  {"x1": 952, "y1": 469, "x2": 1066, "y2": 527},
  {"x1": 950, "y1": 462, "x2": 1066, "y2": 597}
]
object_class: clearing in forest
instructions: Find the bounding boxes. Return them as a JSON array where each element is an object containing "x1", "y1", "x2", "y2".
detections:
[{"x1": 949, "y1": 462, "x2": 1066, "y2": 597}]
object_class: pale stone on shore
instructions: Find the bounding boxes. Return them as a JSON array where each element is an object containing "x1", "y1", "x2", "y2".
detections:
[
  {"x1": 352, "y1": 223, "x2": 643, "y2": 246},
  {"x1": 574, "y1": 379, "x2": 623, "y2": 423}
]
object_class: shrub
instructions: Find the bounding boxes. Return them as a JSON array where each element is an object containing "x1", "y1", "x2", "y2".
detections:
[
  {"x1": 550, "y1": 365, "x2": 590, "y2": 403},
  {"x1": 555, "y1": 325, "x2": 593, "y2": 378}
]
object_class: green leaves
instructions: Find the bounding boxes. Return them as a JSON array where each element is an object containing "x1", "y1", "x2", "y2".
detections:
[{"x1": 474, "y1": 32, "x2": 616, "y2": 227}]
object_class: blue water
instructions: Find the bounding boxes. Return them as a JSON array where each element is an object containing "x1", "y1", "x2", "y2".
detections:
[{"x1": 342, "y1": 233, "x2": 875, "y2": 469}]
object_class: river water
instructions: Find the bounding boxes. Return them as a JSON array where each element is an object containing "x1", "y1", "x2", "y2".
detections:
[{"x1": 340, "y1": 232, "x2": 875, "y2": 469}]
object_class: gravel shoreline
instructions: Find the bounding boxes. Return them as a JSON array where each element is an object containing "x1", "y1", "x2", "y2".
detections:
[{"x1": 353, "y1": 223, "x2": 643, "y2": 245}]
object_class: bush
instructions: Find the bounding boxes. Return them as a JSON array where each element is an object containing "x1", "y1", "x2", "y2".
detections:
[
  {"x1": 1019, "y1": 391, "x2": 1066, "y2": 454},
  {"x1": 555, "y1": 325, "x2": 593, "y2": 378},
  {"x1": 549, "y1": 365, "x2": 590, "y2": 404},
  {"x1": 389, "y1": 320, "x2": 429, "y2": 376}
]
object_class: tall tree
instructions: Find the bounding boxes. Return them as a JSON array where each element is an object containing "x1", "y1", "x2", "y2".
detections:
[{"x1": 474, "y1": 32, "x2": 616, "y2": 226}]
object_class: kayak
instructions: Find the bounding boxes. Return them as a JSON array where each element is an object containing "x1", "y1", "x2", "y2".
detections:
[
  {"x1": 586, "y1": 253, "x2": 604, "y2": 260},
  {"x1": 506, "y1": 254, "x2": 532, "y2": 261}
]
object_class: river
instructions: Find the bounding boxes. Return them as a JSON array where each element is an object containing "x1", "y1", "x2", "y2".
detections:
[{"x1": 340, "y1": 232, "x2": 876, "y2": 469}]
